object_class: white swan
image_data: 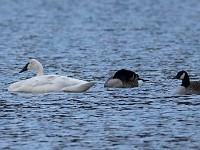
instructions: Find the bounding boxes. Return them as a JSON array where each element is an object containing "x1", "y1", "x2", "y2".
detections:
[{"x1": 8, "y1": 59, "x2": 95, "y2": 93}]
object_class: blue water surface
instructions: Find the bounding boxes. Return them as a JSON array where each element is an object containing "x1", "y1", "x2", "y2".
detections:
[{"x1": 0, "y1": 0, "x2": 200, "y2": 149}]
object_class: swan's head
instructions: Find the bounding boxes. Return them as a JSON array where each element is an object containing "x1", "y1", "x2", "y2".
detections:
[{"x1": 19, "y1": 59, "x2": 43, "y2": 76}]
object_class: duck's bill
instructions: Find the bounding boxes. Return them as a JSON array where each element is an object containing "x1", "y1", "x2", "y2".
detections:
[
  {"x1": 19, "y1": 63, "x2": 29, "y2": 73},
  {"x1": 138, "y1": 78, "x2": 149, "y2": 82},
  {"x1": 172, "y1": 76, "x2": 177, "y2": 79}
]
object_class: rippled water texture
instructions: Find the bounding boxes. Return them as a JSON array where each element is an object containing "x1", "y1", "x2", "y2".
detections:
[{"x1": 0, "y1": 0, "x2": 200, "y2": 149}]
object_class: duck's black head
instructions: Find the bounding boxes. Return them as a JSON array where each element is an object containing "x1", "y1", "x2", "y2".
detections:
[
  {"x1": 174, "y1": 70, "x2": 190, "y2": 88},
  {"x1": 113, "y1": 69, "x2": 136, "y2": 81},
  {"x1": 175, "y1": 70, "x2": 189, "y2": 80}
]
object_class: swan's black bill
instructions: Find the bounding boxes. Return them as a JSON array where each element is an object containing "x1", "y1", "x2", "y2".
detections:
[{"x1": 19, "y1": 63, "x2": 29, "y2": 73}]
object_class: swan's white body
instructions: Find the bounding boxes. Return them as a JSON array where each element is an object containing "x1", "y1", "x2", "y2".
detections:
[{"x1": 8, "y1": 59, "x2": 95, "y2": 93}]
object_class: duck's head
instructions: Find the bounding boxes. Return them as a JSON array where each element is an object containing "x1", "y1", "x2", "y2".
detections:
[
  {"x1": 19, "y1": 59, "x2": 43, "y2": 76},
  {"x1": 174, "y1": 70, "x2": 189, "y2": 80},
  {"x1": 135, "y1": 74, "x2": 141, "y2": 80},
  {"x1": 113, "y1": 69, "x2": 137, "y2": 82},
  {"x1": 174, "y1": 70, "x2": 191, "y2": 88},
  {"x1": 135, "y1": 73, "x2": 148, "y2": 86}
]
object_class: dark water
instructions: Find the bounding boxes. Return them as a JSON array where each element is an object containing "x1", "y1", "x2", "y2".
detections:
[{"x1": 1, "y1": 0, "x2": 200, "y2": 149}]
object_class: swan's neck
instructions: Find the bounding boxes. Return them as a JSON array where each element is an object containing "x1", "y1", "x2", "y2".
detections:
[
  {"x1": 35, "y1": 63, "x2": 43, "y2": 76},
  {"x1": 36, "y1": 69, "x2": 43, "y2": 76}
]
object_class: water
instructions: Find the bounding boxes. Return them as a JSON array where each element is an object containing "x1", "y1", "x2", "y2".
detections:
[{"x1": 0, "y1": 0, "x2": 200, "y2": 149}]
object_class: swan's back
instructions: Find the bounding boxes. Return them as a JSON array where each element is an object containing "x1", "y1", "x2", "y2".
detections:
[{"x1": 8, "y1": 75, "x2": 91, "y2": 93}]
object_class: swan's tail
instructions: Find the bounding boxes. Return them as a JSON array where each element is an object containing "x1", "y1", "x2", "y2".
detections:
[{"x1": 62, "y1": 82, "x2": 95, "y2": 93}]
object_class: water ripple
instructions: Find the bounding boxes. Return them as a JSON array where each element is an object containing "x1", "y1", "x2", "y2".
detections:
[{"x1": 1, "y1": 0, "x2": 200, "y2": 149}]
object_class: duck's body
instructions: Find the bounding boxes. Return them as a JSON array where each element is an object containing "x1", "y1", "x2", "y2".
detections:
[
  {"x1": 104, "y1": 69, "x2": 145, "y2": 88},
  {"x1": 104, "y1": 76, "x2": 139, "y2": 88},
  {"x1": 8, "y1": 59, "x2": 95, "y2": 93},
  {"x1": 174, "y1": 70, "x2": 200, "y2": 95},
  {"x1": 175, "y1": 81, "x2": 200, "y2": 95}
]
